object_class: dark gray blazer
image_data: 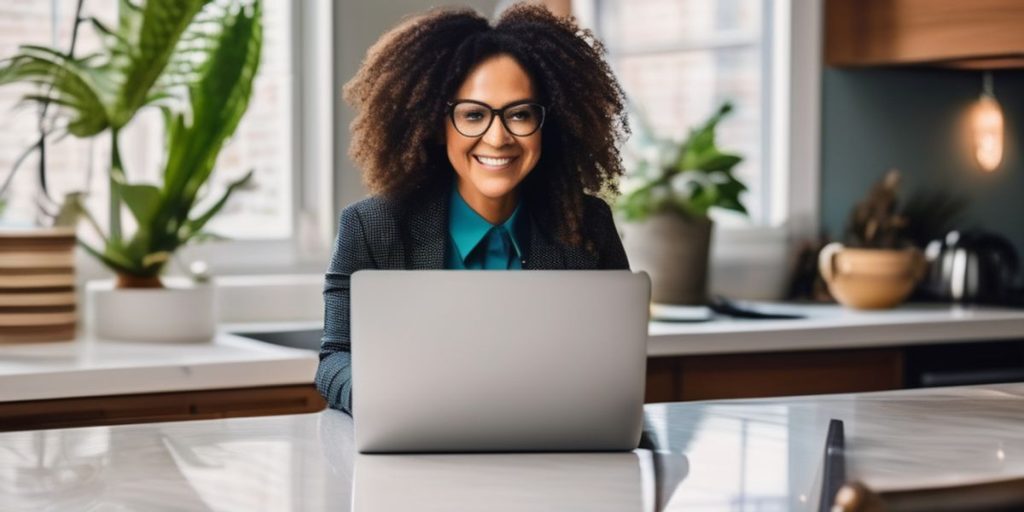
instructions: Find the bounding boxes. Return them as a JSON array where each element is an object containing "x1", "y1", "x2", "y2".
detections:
[{"x1": 316, "y1": 187, "x2": 630, "y2": 413}]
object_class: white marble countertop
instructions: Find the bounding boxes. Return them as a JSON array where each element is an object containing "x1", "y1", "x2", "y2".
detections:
[
  {"x1": 225, "y1": 303, "x2": 1024, "y2": 359},
  {"x1": 3, "y1": 383, "x2": 1024, "y2": 511},
  {"x1": 3, "y1": 303, "x2": 1022, "y2": 403},
  {"x1": 648, "y1": 302, "x2": 1024, "y2": 357},
  {"x1": 0, "y1": 330, "x2": 318, "y2": 402}
]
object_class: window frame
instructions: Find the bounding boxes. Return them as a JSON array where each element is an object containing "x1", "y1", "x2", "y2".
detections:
[{"x1": 772, "y1": 0, "x2": 822, "y2": 241}]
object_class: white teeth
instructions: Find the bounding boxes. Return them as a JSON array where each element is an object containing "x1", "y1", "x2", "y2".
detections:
[{"x1": 476, "y1": 156, "x2": 514, "y2": 166}]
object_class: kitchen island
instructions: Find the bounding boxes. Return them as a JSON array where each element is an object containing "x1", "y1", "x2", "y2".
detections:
[{"x1": 3, "y1": 382, "x2": 1024, "y2": 511}]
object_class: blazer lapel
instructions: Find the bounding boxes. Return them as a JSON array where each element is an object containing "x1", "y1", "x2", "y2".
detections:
[
  {"x1": 522, "y1": 209, "x2": 599, "y2": 270},
  {"x1": 523, "y1": 212, "x2": 566, "y2": 270},
  {"x1": 407, "y1": 189, "x2": 449, "y2": 270}
]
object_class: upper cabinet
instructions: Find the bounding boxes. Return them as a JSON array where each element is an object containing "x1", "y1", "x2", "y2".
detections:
[{"x1": 826, "y1": 0, "x2": 1024, "y2": 69}]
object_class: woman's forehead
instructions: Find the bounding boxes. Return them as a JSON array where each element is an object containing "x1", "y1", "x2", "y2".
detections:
[{"x1": 455, "y1": 54, "x2": 536, "y2": 106}]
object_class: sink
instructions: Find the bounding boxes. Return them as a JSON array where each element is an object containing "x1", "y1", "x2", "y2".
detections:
[{"x1": 231, "y1": 329, "x2": 323, "y2": 352}]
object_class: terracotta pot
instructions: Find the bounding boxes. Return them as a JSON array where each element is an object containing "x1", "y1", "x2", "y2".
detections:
[
  {"x1": 115, "y1": 273, "x2": 163, "y2": 289},
  {"x1": 818, "y1": 242, "x2": 926, "y2": 310},
  {"x1": 620, "y1": 213, "x2": 712, "y2": 305}
]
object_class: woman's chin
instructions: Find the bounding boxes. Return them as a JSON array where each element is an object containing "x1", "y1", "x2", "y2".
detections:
[{"x1": 467, "y1": 178, "x2": 520, "y2": 201}]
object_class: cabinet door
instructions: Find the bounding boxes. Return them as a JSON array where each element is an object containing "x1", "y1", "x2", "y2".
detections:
[
  {"x1": 827, "y1": 0, "x2": 1024, "y2": 69},
  {"x1": 646, "y1": 348, "x2": 904, "y2": 402}
]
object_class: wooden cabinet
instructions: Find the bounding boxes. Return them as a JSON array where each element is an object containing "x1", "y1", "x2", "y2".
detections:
[
  {"x1": 645, "y1": 348, "x2": 904, "y2": 402},
  {"x1": 0, "y1": 385, "x2": 326, "y2": 432},
  {"x1": 826, "y1": 0, "x2": 1024, "y2": 69}
]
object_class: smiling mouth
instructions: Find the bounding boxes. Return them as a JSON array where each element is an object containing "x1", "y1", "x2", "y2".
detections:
[{"x1": 474, "y1": 155, "x2": 517, "y2": 169}]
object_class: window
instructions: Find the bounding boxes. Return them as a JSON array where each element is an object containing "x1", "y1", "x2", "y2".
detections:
[
  {"x1": 592, "y1": 0, "x2": 769, "y2": 226},
  {"x1": 0, "y1": 1, "x2": 297, "y2": 242},
  {"x1": 584, "y1": 0, "x2": 821, "y2": 235}
]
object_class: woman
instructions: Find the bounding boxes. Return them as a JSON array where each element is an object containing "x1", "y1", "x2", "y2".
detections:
[{"x1": 318, "y1": 3, "x2": 631, "y2": 414}]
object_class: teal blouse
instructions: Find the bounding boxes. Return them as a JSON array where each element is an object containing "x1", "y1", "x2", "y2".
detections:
[{"x1": 445, "y1": 187, "x2": 525, "y2": 270}]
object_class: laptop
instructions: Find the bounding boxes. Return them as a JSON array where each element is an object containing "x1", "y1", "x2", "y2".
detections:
[{"x1": 351, "y1": 270, "x2": 650, "y2": 453}]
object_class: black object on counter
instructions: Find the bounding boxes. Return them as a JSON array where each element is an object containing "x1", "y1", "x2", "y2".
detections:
[
  {"x1": 922, "y1": 230, "x2": 1022, "y2": 306},
  {"x1": 709, "y1": 296, "x2": 806, "y2": 320},
  {"x1": 819, "y1": 418, "x2": 846, "y2": 512}
]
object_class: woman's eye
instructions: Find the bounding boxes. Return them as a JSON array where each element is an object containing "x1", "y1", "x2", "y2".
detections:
[
  {"x1": 460, "y1": 111, "x2": 485, "y2": 122},
  {"x1": 508, "y1": 109, "x2": 534, "y2": 122}
]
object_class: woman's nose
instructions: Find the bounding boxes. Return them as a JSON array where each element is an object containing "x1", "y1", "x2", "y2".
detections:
[{"x1": 482, "y1": 116, "x2": 514, "y2": 147}]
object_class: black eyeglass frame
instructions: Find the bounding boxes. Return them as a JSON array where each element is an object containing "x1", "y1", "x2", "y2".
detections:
[{"x1": 446, "y1": 99, "x2": 547, "y2": 138}]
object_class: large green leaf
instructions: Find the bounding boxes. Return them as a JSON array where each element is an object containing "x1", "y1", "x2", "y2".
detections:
[
  {"x1": 0, "y1": 49, "x2": 110, "y2": 136},
  {"x1": 681, "y1": 149, "x2": 743, "y2": 173},
  {"x1": 105, "y1": 0, "x2": 262, "y2": 275},
  {"x1": 110, "y1": 0, "x2": 211, "y2": 127},
  {"x1": 618, "y1": 101, "x2": 747, "y2": 220},
  {"x1": 174, "y1": 1, "x2": 261, "y2": 197},
  {"x1": 0, "y1": 0, "x2": 210, "y2": 135},
  {"x1": 115, "y1": 179, "x2": 162, "y2": 228},
  {"x1": 156, "y1": 1, "x2": 262, "y2": 247},
  {"x1": 179, "y1": 169, "x2": 254, "y2": 243},
  {"x1": 78, "y1": 240, "x2": 133, "y2": 274},
  {"x1": 680, "y1": 102, "x2": 732, "y2": 157}
]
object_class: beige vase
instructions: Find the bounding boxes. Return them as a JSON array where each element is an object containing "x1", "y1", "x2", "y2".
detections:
[
  {"x1": 818, "y1": 242, "x2": 926, "y2": 310},
  {"x1": 620, "y1": 213, "x2": 712, "y2": 305}
]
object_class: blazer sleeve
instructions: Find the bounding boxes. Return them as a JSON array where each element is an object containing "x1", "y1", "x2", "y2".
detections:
[
  {"x1": 316, "y1": 204, "x2": 376, "y2": 414},
  {"x1": 590, "y1": 197, "x2": 630, "y2": 270}
]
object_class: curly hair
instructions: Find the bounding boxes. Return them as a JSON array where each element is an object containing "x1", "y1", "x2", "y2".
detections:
[{"x1": 343, "y1": 3, "x2": 629, "y2": 247}]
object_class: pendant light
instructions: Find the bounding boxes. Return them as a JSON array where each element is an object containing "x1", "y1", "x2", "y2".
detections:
[{"x1": 973, "y1": 71, "x2": 1003, "y2": 173}]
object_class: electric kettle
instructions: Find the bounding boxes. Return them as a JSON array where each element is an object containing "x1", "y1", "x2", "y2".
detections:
[{"x1": 922, "y1": 230, "x2": 1020, "y2": 305}]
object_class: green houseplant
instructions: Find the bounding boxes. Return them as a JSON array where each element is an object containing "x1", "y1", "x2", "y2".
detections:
[
  {"x1": 617, "y1": 102, "x2": 746, "y2": 305},
  {"x1": 0, "y1": 0, "x2": 262, "y2": 289},
  {"x1": 0, "y1": 0, "x2": 262, "y2": 342}
]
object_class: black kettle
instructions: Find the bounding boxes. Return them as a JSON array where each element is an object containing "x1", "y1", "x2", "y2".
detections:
[{"x1": 922, "y1": 230, "x2": 1020, "y2": 305}]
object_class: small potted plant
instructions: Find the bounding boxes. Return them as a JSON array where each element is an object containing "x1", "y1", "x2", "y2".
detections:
[
  {"x1": 0, "y1": 0, "x2": 262, "y2": 341},
  {"x1": 617, "y1": 102, "x2": 746, "y2": 305},
  {"x1": 818, "y1": 169, "x2": 926, "y2": 309}
]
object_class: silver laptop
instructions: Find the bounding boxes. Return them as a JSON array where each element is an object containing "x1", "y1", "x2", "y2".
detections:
[{"x1": 351, "y1": 270, "x2": 650, "y2": 453}]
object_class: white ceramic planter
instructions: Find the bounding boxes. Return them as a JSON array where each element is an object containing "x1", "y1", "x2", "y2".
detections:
[{"x1": 86, "y1": 278, "x2": 217, "y2": 343}]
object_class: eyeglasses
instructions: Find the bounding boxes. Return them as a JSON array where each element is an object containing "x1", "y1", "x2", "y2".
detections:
[{"x1": 446, "y1": 100, "x2": 546, "y2": 138}]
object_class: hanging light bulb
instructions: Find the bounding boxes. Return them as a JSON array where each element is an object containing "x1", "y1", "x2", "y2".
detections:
[{"x1": 973, "y1": 71, "x2": 1004, "y2": 172}]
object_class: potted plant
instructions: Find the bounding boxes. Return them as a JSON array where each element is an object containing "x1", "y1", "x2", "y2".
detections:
[
  {"x1": 617, "y1": 102, "x2": 747, "y2": 305},
  {"x1": 0, "y1": 0, "x2": 263, "y2": 341},
  {"x1": 818, "y1": 169, "x2": 926, "y2": 310}
]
